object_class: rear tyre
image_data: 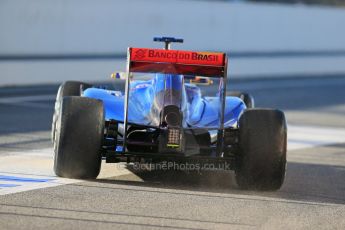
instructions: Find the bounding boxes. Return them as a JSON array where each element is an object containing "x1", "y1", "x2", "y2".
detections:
[
  {"x1": 54, "y1": 96, "x2": 104, "y2": 179},
  {"x1": 235, "y1": 109, "x2": 287, "y2": 190},
  {"x1": 227, "y1": 91, "x2": 254, "y2": 108},
  {"x1": 51, "y1": 81, "x2": 92, "y2": 143}
]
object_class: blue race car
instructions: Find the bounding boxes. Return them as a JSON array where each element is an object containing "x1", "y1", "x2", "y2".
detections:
[{"x1": 52, "y1": 37, "x2": 287, "y2": 190}]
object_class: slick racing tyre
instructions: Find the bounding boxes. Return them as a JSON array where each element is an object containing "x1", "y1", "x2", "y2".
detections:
[
  {"x1": 235, "y1": 109, "x2": 287, "y2": 190},
  {"x1": 227, "y1": 91, "x2": 254, "y2": 108},
  {"x1": 51, "y1": 81, "x2": 92, "y2": 143},
  {"x1": 54, "y1": 96, "x2": 104, "y2": 179}
]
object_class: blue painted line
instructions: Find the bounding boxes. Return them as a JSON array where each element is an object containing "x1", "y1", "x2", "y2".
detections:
[
  {"x1": 0, "y1": 175, "x2": 54, "y2": 183},
  {"x1": 0, "y1": 184, "x2": 20, "y2": 188}
]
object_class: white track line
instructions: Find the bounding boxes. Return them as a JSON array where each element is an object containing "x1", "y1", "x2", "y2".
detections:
[
  {"x1": 288, "y1": 124, "x2": 345, "y2": 150},
  {"x1": 0, "y1": 172, "x2": 79, "y2": 196},
  {"x1": 0, "y1": 148, "x2": 80, "y2": 195},
  {"x1": 0, "y1": 148, "x2": 131, "y2": 196}
]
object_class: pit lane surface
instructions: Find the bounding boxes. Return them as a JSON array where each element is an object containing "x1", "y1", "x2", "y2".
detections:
[{"x1": 0, "y1": 76, "x2": 344, "y2": 229}]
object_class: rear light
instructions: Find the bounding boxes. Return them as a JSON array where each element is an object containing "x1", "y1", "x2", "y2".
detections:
[{"x1": 167, "y1": 128, "x2": 180, "y2": 148}]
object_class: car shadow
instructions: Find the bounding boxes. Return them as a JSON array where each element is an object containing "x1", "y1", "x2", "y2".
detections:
[{"x1": 96, "y1": 147, "x2": 345, "y2": 206}]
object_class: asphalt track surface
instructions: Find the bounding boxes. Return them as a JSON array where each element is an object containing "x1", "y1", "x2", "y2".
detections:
[{"x1": 0, "y1": 76, "x2": 345, "y2": 229}]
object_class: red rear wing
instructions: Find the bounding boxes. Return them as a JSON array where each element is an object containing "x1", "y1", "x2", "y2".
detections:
[{"x1": 128, "y1": 48, "x2": 227, "y2": 77}]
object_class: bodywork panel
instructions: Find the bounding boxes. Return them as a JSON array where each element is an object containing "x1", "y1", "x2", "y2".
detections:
[{"x1": 83, "y1": 80, "x2": 245, "y2": 129}]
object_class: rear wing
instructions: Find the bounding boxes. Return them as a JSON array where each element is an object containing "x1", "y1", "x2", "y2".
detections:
[
  {"x1": 128, "y1": 48, "x2": 227, "y2": 77},
  {"x1": 122, "y1": 47, "x2": 228, "y2": 155}
]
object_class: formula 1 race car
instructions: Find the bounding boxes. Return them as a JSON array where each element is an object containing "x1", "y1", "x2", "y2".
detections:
[{"x1": 52, "y1": 37, "x2": 287, "y2": 190}]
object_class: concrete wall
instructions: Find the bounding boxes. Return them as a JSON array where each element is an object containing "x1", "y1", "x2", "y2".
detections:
[{"x1": 1, "y1": 0, "x2": 345, "y2": 86}]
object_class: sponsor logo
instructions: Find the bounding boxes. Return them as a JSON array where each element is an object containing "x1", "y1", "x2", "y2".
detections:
[
  {"x1": 148, "y1": 50, "x2": 178, "y2": 59},
  {"x1": 191, "y1": 52, "x2": 219, "y2": 62},
  {"x1": 131, "y1": 48, "x2": 224, "y2": 66},
  {"x1": 134, "y1": 49, "x2": 147, "y2": 59},
  {"x1": 146, "y1": 50, "x2": 219, "y2": 62}
]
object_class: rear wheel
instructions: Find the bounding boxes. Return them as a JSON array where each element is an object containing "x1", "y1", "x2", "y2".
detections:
[
  {"x1": 235, "y1": 109, "x2": 287, "y2": 190},
  {"x1": 227, "y1": 91, "x2": 254, "y2": 108},
  {"x1": 54, "y1": 96, "x2": 104, "y2": 179},
  {"x1": 52, "y1": 81, "x2": 92, "y2": 143}
]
